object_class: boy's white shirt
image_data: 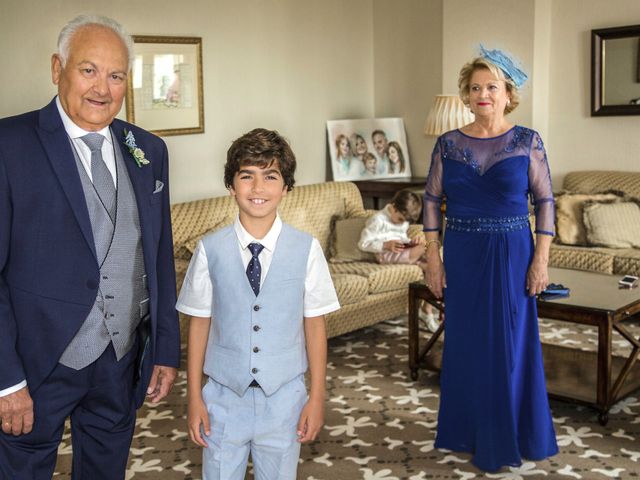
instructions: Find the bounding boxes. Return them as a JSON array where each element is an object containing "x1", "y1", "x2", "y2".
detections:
[
  {"x1": 176, "y1": 214, "x2": 340, "y2": 319},
  {"x1": 358, "y1": 204, "x2": 411, "y2": 253}
]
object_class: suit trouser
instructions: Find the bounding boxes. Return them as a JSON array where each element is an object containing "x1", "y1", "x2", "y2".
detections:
[
  {"x1": 0, "y1": 340, "x2": 138, "y2": 480},
  {"x1": 202, "y1": 374, "x2": 307, "y2": 480}
]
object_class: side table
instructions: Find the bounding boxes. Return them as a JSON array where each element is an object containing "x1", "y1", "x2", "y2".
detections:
[
  {"x1": 353, "y1": 177, "x2": 426, "y2": 209},
  {"x1": 408, "y1": 281, "x2": 444, "y2": 380}
]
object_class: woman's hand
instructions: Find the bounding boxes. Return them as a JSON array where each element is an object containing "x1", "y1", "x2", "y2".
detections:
[
  {"x1": 424, "y1": 256, "x2": 446, "y2": 299},
  {"x1": 526, "y1": 258, "x2": 549, "y2": 297}
]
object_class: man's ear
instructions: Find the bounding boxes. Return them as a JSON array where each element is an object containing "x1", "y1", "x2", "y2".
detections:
[{"x1": 51, "y1": 54, "x2": 62, "y2": 85}]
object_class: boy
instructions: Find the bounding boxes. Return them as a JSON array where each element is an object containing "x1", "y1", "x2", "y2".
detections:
[
  {"x1": 176, "y1": 128, "x2": 340, "y2": 479},
  {"x1": 363, "y1": 152, "x2": 378, "y2": 176}
]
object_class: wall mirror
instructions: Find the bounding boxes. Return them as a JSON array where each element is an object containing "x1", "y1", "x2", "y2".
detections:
[{"x1": 591, "y1": 24, "x2": 640, "y2": 116}]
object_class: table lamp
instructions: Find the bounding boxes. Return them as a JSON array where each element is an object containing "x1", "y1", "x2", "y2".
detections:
[{"x1": 424, "y1": 94, "x2": 474, "y2": 136}]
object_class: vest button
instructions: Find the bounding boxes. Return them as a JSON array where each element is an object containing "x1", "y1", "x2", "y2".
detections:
[
  {"x1": 253, "y1": 347, "x2": 260, "y2": 353},
  {"x1": 251, "y1": 368, "x2": 258, "y2": 374},
  {"x1": 253, "y1": 325, "x2": 260, "y2": 332},
  {"x1": 253, "y1": 305, "x2": 260, "y2": 311},
  {"x1": 86, "y1": 279, "x2": 97, "y2": 289}
]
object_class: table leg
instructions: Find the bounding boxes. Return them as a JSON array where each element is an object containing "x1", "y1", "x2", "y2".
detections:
[
  {"x1": 596, "y1": 314, "x2": 613, "y2": 425},
  {"x1": 408, "y1": 285, "x2": 420, "y2": 380}
]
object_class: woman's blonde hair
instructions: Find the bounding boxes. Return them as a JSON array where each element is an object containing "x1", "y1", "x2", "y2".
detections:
[{"x1": 458, "y1": 57, "x2": 520, "y2": 115}]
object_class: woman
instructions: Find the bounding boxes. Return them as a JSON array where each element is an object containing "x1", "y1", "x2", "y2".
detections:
[
  {"x1": 352, "y1": 133, "x2": 369, "y2": 161},
  {"x1": 387, "y1": 141, "x2": 406, "y2": 174},
  {"x1": 334, "y1": 134, "x2": 363, "y2": 179},
  {"x1": 422, "y1": 47, "x2": 558, "y2": 472}
]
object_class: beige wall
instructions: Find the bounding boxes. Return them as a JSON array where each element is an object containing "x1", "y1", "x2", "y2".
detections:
[
  {"x1": 547, "y1": 0, "x2": 640, "y2": 185},
  {"x1": 2, "y1": 0, "x2": 639, "y2": 203},
  {"x1": 0, "y1": 0, "x2": 376, "y2": 203},
  {"x1": 372, "y1": 0, "x2": 443, "y2": 178}
]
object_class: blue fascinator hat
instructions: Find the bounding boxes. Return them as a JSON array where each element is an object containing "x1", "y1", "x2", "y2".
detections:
[{"x1": 479, "y1": 45, "x2": 528, "y2": 88}]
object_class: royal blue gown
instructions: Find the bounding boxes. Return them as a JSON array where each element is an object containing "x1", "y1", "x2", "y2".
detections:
[{"x1": 423, "y1": 126, "x2": 559, "y2": 472}]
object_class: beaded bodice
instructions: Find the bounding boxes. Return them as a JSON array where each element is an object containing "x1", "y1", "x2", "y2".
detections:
[{"x1": 423, "y1": 126, "x2": 554, "y2": 235}]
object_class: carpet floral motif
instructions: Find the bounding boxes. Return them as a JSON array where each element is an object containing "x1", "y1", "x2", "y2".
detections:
[{"x1": 54, "y1": 317, "x2": 640, "y2": 479}]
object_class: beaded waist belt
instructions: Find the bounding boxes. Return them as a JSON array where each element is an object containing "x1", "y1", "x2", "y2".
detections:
[{"x1": 445, "y1": 214, "x2": 530, "y2": 233}]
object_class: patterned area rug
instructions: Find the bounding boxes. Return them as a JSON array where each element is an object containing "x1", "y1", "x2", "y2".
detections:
[{"x1": 53, "y1": 317, "x2": 640, "y2": 479}]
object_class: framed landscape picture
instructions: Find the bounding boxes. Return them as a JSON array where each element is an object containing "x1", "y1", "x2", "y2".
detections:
[
  {"x1": 327, "y1": 118, "x2": 411, "y2": 181},
  {"x1": 126, "y1": 35, "x2": 204, "y2": 136}
]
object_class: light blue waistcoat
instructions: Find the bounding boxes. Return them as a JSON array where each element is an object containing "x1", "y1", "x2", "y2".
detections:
[{"x1": 201, "y1": 223, "x2": 312, "y2": 396}]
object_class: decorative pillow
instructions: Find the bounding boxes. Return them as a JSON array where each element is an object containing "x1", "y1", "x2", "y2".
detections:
[
  {"x1": 554, "y1": 191, "x2": 622, "y2": 245},
  {"x1": 583, "y1": 200, "x2": 640, "y2": 248},
  {"x1": 330, "y1": 216, "x2": 377, "y2": 263}
]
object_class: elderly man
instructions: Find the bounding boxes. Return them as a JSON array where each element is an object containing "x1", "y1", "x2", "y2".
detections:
[{"x1": 0, "y1": 14, "x2": 180, "y2": 479}]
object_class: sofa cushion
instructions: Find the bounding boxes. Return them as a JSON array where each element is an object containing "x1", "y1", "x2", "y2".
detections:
[
  {"x1": 583, "y1": 200, "x2": 640, "y2": 248},
  {"x1": 549, "y1": 244, "x2": 614, "y2": 274},
  {"x1": 331, "y1": 273, "x2": 368, "y2": 306},
  {"x1": 554, "y1": 191, "x2": 621, "y2": 245},
  {"x1": 613, "y1": 248, "x2": 640, "y2": 276},
  {"x1": 330, "y1": 216, "x2": 376, "y2": 263},
  {"x1": 330, "y1": 262, "x2": 422, "y2": 294}
]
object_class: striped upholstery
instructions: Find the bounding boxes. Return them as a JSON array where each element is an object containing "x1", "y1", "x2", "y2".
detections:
[
  {"x1": 171, "y1": 181, "x2": 420, "y2": 341},
  {"x1": 548, "y1": 171, "x2": 640, "y2": 275}
]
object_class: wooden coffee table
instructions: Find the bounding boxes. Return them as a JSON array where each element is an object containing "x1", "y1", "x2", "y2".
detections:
[{"x1": 408, "y1": 267, "x2": 640, "y2": 425}]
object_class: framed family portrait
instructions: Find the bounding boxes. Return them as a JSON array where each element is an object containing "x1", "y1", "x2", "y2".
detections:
[
  {"x1": 126, "y1": 35, "x2": 204, "y2": 136},
  {"x1": 326, "y1": 118, "x2": 411, "y2": 181}
]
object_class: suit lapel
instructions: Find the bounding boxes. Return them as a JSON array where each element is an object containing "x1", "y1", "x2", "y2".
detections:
[
  {"x1": 37, "y1": 100, "x2": 97, "y2": 261},
  {"x1": 111, "y1": 120, "x2": 156, "y2": 272}
]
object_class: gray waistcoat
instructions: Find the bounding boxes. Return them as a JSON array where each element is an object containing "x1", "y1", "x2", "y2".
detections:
[
  {"x1": 201, "y1": 223, "x2": 312, "y2": 396},
  {"x1": 59, "y1": 132, "x2": 149, "y2": 370}
]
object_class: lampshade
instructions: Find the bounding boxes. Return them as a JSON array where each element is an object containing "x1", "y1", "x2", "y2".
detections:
[{"x1": 424, "y1": 95, "x2": 474, "y2": 136}]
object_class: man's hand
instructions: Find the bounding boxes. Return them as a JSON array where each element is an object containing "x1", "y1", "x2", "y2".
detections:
[
  {"x1": 0, "y1": 387, "x2": 34, "y2": 436},
  {"x1": 146, "y1": 365, "x2": 177, "y2": 403}
]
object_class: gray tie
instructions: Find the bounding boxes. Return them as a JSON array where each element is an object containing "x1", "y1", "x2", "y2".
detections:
[{"x1": 81, "y1": 133, "x2": 116, "y2": 219}]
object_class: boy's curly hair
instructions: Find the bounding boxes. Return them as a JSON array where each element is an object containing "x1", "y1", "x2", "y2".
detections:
[{"x1": 224, "y1": 128, "x2": 296, "y2": 191}]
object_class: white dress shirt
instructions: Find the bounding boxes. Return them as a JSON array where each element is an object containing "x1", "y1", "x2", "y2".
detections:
[
  {"x1": 176, "y1": 215, "x2": 340, "y2": 319},
  {"x1": 0, "y1": 97, "x2": 117, "y2": 398},
  {"x1": 55, "y1": 96, "x2": 117, "y2": 186},
  {"x1": 358, "y1": 204, "x2": 411, "y2": 253}
]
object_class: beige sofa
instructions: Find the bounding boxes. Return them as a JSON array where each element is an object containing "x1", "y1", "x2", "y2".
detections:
[
  {"x1": 548, "y1": 171, "x2": 640, "y2": 276},
  {"x1": 171, "y1": 181, "x2": 423, "y2": 341}
]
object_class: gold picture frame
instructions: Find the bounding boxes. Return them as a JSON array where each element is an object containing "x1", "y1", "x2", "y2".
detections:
[{"x1": 126, "y1": 35, "x2": 204, "y2": 136}]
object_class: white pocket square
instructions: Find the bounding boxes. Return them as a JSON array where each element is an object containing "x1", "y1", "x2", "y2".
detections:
[{"x1": 153, "y1": 180, "x2": 164, "y2": 194}]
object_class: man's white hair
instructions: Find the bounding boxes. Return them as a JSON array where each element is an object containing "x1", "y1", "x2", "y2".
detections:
[{"x1": 57, "y1": 14, "x2": 133, "y2": 70}]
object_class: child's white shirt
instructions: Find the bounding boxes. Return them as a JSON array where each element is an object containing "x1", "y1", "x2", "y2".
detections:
[
  {"x1": 358, "y1": 204, "x2": 411, "y2": 253},
  {"x1": 176, "y1": 215, "x2": 340, "y2": 319}
]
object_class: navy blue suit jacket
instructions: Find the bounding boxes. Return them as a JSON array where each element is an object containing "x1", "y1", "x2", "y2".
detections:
[{"x1": 0, "y1": 98, "x2": 180, "y2": 408}]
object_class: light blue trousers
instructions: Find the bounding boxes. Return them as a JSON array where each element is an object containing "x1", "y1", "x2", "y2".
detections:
[{"x1": 202, "y1": 375, "x2": 307, "y2": 480}]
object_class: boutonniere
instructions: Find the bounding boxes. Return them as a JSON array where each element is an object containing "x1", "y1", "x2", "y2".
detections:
[{"x1": 123, "y1": 129, "x2": 150, "y2": 168}]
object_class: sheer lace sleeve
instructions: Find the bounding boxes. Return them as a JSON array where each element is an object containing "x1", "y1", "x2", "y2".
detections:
[
  {"x1": 527, "y1": 131, "x2": 555, "y2": 236},
  {"x1": 423, "y1": 137, "x2": 444, "y2": 232}
]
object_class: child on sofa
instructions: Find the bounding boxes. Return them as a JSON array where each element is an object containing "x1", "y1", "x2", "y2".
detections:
[{"x1": 358, "y1": 189, "x2": 440, "y2": 332}]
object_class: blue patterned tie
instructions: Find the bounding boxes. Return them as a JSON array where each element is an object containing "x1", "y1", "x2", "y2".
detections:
[
  {"x1": 246, "y1": 243, "x2": 265, "y2": 296},
  {"x1": 81, "y1": 133, "x2": 116, "y2": 219}
]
